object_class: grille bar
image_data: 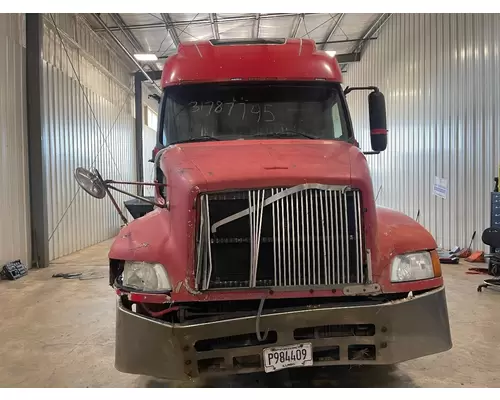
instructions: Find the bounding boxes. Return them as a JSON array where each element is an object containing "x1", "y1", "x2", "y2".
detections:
[
  {"x1": 355, "y1": 191, "x2": 364, "y2": 283},
  {"x1": 248, "y1": 189, "x2": 265, "y2": 287},
  {"x1": 204, "y1": 195, "x2": 213, "y2": 289},
  {"x1": 197, "y1": 184, "x2": 366, "y2": 290}
]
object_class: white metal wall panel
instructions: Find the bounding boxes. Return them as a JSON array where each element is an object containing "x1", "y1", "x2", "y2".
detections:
[
  {"x1": 42, "y1": 14, "x2": 136, "y2": 260},
  {"x1": 0, "y1": 14, "x2": 31, "y2": 267},
  {"x1": 346, "y1": 13, "x2": 500, "y2": 250}
]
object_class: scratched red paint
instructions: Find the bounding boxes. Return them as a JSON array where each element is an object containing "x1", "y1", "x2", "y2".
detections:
[{"x1": 109, "y1": 139, "x2": 442, "y2": 301}]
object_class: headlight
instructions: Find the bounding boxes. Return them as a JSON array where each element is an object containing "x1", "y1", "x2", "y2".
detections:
[
  {"x1": 390, "y1": 251, "x2": 439, "y2": 283},
  {"x1": 122, "y1": 261, "x2": 171, "y2": 291}
]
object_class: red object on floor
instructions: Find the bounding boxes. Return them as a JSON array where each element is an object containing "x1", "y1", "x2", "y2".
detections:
[
  {"x1": 466, "y1": 267, "x2": 489, "y2": 275},
  {"x1": 465, "y1": 251, "x2": 485, "y2": 263},
  {"x1": 457, "y1": 250, "x2": 470, "y2": 258}
]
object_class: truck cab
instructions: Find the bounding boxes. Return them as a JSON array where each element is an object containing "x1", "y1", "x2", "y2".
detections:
[{"x1": 78, "y1": 38, "x2": 452, "y2": 380}]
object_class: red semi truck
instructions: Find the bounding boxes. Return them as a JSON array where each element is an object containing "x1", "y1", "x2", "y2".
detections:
[{"x1": 75, "y1": 38, "x2": 452, "y2": 380}]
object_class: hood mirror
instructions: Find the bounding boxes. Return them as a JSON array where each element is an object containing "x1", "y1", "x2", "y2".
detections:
[
  {"x1": 74, "y1": 167, "x2": 107, "y2": 199},
  {"x1": 73, "y1": 166, "x2": 168, "y2": 225}
]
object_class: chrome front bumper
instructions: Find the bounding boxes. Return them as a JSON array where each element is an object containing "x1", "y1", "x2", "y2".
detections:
[{"x1": 115, "y1": 286, "x2": 452, "y2": 380}]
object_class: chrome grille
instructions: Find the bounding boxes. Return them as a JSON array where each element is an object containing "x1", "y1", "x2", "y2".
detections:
[{"x1": 195, "y1": 184, "x2": 366, "y2": 290}]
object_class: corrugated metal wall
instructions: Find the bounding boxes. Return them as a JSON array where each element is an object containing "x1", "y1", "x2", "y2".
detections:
[
  {"x1": 346, "y1": 13, "x2": 500, "y2": 250},
  {"x1": 42, "y1": 14, "x2": 137, "y2": 260},
  {"x1": 0, "y1": 14, "x2": 31, "y2": 267}
]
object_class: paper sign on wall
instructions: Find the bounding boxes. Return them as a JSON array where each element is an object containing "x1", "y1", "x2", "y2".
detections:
[{"x1": 433, "y1": 176, "x2": 448, "y2": 199}]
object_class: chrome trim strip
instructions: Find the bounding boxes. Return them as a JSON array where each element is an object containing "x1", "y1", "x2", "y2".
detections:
[
  {"x1": 211, "y1": 184, "x2": 350, "y2": 233},
  {"x1": 203, "y1": 195, "x2": 213, "y2": 290}
]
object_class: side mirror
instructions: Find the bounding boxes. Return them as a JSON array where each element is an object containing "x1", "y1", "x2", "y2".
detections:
[
  {"x1": 74, "y1": 167, "x2": 107, "y2": 199},
  {"x1": 368, "y1": 90, "x2": 388, "y2": 152},
  {"x1": 73, "y1": 166, "x2": 169, "y2": 225}
]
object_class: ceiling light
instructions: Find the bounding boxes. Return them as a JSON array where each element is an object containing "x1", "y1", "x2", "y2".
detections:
[
  {"x1": 325, "y1": 50, "x2": 336, "y2": 57},
  {"x1": 134, "y1": 53, "x2": 158, "y2": 61}
]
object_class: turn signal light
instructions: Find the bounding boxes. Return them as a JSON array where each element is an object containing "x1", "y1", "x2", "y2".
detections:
[{"x1": 430, "y1": 250, "x2": 442, "y2": 278}]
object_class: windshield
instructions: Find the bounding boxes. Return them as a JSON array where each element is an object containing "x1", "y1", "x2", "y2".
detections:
[{"x1": 160, "y1": 82, "x2": 352, "y2": 145}]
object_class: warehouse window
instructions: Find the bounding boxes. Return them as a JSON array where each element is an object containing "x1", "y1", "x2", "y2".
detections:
[{"x1": 145, "y1": 106, "x2": 158, "y2": 130}]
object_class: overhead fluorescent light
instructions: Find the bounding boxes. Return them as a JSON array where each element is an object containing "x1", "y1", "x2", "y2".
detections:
[
  {"x1": 325, "y1": 50, "x2": 337, "y2": 57},
  {"x1": 134, "y1": 53, "x2": 158, "y2": 61}
]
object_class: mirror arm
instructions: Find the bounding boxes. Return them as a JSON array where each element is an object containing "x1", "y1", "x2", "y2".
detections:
[
  {"x1": 93, "y1": 170, "x2": 129, "y2": 225},
  {"x1": 363, "y1": 151, "x2": 380, "y2": 155},
  {"x1": 344, "y1": 86, "x2": 379, "y2": 96},
  {"x1": 104, "y1": 180, "x2": 166, "y2": 188},
  {"x1": 107, "y1": 184, "x2": 168, "y2": 209}
]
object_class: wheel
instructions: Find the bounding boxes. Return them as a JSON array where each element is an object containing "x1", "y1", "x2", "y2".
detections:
[{"x1": 489, "y1": 262, "x2": 500, "y2": 277}]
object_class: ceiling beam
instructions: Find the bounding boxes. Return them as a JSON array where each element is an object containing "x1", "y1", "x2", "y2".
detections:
[
  {"x1": 107, "y1": 14, "x2": 158, "y2": 71},
  {"x1": 91, "y1": 13, "x2": 161, "y2": 92},
  {"x1": 160, "y1": 13, "x2": 181, "y2": 46},
  {"x1": 350, "y1": 13, "x2": 392, "y2": 55},
  {"x1": 320, "y1": 13, "x2": 345, "y2": 50},
  {"x1": 93, "y1": 13, "x2": 312, "y2": 32},
  {"x1": 109, "y1": 14, "x2": 142, "y2": 53},
  {"x1": 316, "y1": 37, "x2": 376, "y2": 46},
  {"x1": 209, "y1": 13, "x2": 220, "y2": 39},
  {"x1": 335, "y1": 53, "x2": 361, "y2": 63},
  {"x1": 253, "y1": 14, "x2": 261, "y2": 38}
]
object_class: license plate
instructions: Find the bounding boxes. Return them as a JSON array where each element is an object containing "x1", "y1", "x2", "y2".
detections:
[{"x1": 263, "y1": 343, "x2": 313, "y2": 373}]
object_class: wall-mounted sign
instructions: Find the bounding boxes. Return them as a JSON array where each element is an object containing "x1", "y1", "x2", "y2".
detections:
[{"x1": 433, "y1": 176, "x2": 448, "y2": 199}]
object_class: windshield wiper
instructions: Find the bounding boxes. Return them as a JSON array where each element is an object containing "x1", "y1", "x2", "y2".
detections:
[
  {"x1": 251, "y1": 130, "x2": 318, "y2": 139},
  {"x1": 171, "y1": 136, "x2": 220, "y2": 145}
]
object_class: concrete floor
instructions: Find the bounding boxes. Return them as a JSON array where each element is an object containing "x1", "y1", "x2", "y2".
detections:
[{"x1": 1, "y1": 239, "x2": 499, "y2": 388}]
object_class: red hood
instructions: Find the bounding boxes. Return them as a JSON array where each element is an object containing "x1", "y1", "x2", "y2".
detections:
[
  {"x1": 161, "y1": 139, "x2": 353, "y2": 191},
  {"x1": 110, "y1": 139, "x2": 381, "y2": 302},
  {"x1": 160, "y1": 139, "x2": 378, "y2": 279}
]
